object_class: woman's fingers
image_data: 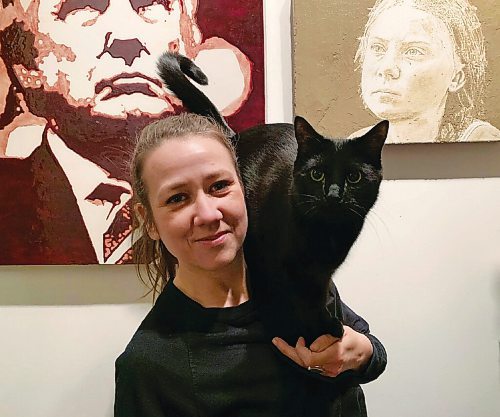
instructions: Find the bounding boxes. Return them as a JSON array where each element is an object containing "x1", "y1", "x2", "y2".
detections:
[
  {"x1": 295, "y1": 336, "x2": 313, "y2": 366},
  {"x1": 310, "y1": 333, "x2": 340, "y2": 352},
  {"x1": 272, "y1": 337, "x2": 305, "y2": 366},
  {"x1": 272, "y1": 337, "x2": 320, "y2": 369},
  {"x1": 272, "y1": 329, "x2": 372, "y2": 378},
  {"x1": 273, "y1": 334, "x2": 348, "y2": 377}
]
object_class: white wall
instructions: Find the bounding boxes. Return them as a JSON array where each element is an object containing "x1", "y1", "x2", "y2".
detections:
[
  {"x1": 1, "y1": 1, "x2": 499, "y2": 416},
  {"x1": 336, "y1": 179, "x2": 500, "y2": 417}
]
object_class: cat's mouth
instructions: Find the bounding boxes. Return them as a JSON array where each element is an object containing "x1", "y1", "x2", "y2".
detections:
[{"x1": 95, "y1": 73, "x2": 166, "y2": 101}]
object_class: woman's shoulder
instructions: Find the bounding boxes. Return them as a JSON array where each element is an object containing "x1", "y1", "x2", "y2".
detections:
[
  {"x1": 459, "y1": 119, "x2": 500, "y2": 142},
  {"x1": 116, "y1": 324, "x2": 191, "y2": 379},
  {"x1": 115, "y1": 285, "x2": 187, "y2": 371}
]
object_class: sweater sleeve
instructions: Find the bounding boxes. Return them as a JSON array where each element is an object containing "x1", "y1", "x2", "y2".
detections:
[
  {"x1": 114, "y1": 327, "x2": 197, "y2": 417},
  {"x1": 322, "y1": 282, "x2": 387, "y2": 386},
  {"x1": 114, "y1": 350, "x2": 166, "y2": 417}
]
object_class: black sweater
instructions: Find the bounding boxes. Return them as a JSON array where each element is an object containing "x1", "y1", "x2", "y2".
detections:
[{"x1": 114, "y1": 279, "x2": 386, "y2": 417}]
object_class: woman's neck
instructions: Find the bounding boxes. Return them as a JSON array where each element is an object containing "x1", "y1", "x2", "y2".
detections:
[
  {"x1": 174, "y1": 255, "x2": 248, "y2": 308},
  {"x1": 387, "y1": 104, "x2": 446, "y2": 143}
]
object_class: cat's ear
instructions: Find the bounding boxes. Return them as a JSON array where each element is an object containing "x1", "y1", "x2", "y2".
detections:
[
  {"x1": 294, "y1": 116, "x2": 320, "y2": 155},
  {"x1": 357, "y1": 120, "x2": 389, "y2": 164}
]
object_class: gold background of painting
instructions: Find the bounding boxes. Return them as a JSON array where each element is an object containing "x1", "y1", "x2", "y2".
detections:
[{"x1": 292, "y1": 0, "x2": 500, "y2": 143}]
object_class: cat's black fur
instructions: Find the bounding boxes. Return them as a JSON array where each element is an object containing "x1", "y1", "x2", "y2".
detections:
[{"x1": 157, "y1": 52, "x2": 388, "y2": 345}]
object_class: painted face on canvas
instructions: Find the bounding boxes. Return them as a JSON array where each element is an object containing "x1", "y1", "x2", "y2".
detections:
[
  {"x1": 360, "y1": 5, "x2": 464, "y2": 121},
  {"x1": 142, "y1": 135, "x2": 248, "y2": 274},
  {"x1": 21, "y1": 0, "x2": 198, "y2": 118}
]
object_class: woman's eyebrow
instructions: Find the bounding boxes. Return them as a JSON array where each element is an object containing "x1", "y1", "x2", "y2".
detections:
[
  {"x1": 55, "y1": 0, "x2": 110, "y2": 20},
  {"x1": 400, "y1": 40, "x2": 432, "y2": 48},
  {"x1": 368, "y1": 36, "x2": 388, "y2": 44},
  {"x1": 160, "y1": 170, "x2": 233, "y2": 192},
  {"x1": 204, "y1": 169, "x2": 233, "y2": 180},
  {"x1": 160, "y1": 181, "x2": 187, "y2": 193}
]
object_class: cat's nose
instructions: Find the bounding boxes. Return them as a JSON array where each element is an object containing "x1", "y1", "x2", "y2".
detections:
[{"x1": 326, "y1": 184, "x2": 342, "y2": 199}]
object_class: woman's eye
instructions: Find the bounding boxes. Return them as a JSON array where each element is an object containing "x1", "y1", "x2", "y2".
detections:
[
  {"x1": 346, "y1": 170, "x2": 362, "y2": 184},
  {"x1": 166, "y1": 193, "x2": 185, "y2": 205},
  {"x1": 404, "y1": 47, "x2": 425, "y2": 58},
  {"x1": 211, "y1": 180, "x2": 230, "y2": 193},
  {"x1": 310, "y1": 169, "x2": 325, "y2": 182},
  {"x1": 370, "y1": 43, "x2": 386, "y2": 55}
]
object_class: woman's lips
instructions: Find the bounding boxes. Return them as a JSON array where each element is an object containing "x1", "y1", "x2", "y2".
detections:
[
  {"x1": 195, "y1": 231, "x2": 229, "y2": 246},
  {"x1": 372, "y1": 88, "x2": 401, "y2": 96}
]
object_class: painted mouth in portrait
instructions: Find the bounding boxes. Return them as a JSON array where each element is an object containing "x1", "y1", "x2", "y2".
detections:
[{"x1": 94, "y1": 72, "x2": 166, "y2": 101}]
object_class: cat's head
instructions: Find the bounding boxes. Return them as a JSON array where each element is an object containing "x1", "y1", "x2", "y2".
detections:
[{"x1": 292, "y1": 116, "x2": 388, "y2": 227}]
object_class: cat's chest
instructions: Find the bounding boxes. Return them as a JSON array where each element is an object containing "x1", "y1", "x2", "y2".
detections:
[{"x1": 287, "y1": 221, "x2": 348, "y2": 266}]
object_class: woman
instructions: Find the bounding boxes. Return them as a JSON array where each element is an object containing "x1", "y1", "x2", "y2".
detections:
[
  {"x1": 114, "y1": 113, "x2": 386, "y2": 416},
  {"x1": 353, "y1": 0, "x2": 500, "y2": 143}
]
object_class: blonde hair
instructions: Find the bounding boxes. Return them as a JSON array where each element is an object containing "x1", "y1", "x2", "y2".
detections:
[
  {"x1": 130, "y1": 113, "x2": 238, "y2": 299},
  {"x1": 355, "y1": 0, "x2": 487, "y2": 141}
]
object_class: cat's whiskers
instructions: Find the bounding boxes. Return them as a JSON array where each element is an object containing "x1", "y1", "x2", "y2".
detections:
[
  {"x1": 350, "y1": 201, "x2": 369, "y2": 215},
  {"x1": 350, "y1": 202, "x2": 386, "y2": 244},
  {"x1": 366, "y1": 208, "x2": 390, "y2": 235},
  {"x1": 346, "y1": 206, "x2": 365, "y2": 221},
  {"x1": 348, "y1": 202, "x2": 382, "y2": 237},
  {"x1": 293, "y1": 193, "x2": 321, "y2": 209},
  {"x1": 303, "y1": 206, "x2": 317, "y2": 218},
  {"x1": 296, "y1": 193, "x2": 325, "y2": 218},
  {"x1": 290, "y1": 192, "x2": 320, "y2": 200},
  {"x1": 352, "y1": 201, "x2": 390, "y2": 237}
]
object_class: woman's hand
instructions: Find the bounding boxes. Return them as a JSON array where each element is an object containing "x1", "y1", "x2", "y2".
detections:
[{"x1": 272, "y1": 326, "x2": 373, "y2": 377}]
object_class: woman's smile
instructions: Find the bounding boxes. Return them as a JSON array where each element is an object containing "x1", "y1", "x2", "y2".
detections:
[{"x1": 194, "y1": 231, "x2": 230, "y2": 246}]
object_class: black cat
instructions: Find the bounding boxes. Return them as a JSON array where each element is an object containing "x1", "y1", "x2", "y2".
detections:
[{"x1": 157, "y1": 52, "x2": 388, "y2": 345}]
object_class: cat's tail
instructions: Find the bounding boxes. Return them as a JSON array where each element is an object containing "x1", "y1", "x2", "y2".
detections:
[{"x1": 156, "y1": 52, "x2": 235, "y2": 138}]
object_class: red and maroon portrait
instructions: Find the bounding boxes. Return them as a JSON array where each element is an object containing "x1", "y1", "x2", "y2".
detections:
[{"x1": 0, "y1": 0, "x2": 264, "y2": 265}]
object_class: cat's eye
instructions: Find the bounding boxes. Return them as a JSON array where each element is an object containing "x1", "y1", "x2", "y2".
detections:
[
  {"x1": 310, "y1": 169, "x2": 325, "y2": 182},
  {"x1": 346, "y1": 170, "x2": 362, "y2": 184}
]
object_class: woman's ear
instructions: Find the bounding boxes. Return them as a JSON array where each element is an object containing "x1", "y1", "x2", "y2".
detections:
[
  {"x1": 135, "y1": 203, "x2": 160, "y2": 241},
  {"x1": 449, "y1": 68, "x2": 466, "y2": 93}
]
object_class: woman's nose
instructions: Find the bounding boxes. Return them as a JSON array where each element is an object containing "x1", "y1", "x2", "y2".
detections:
[
  {"x1": 193, "y1": 194, "x2": 223, "y2": 226},
  {"x1": 377, "y1": 50, "x2": 401, "y2": 80}
]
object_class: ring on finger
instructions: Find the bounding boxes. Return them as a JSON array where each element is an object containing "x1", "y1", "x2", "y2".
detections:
[{"x1": 307, "y1": 365, "x2": 325, "y2": 374}]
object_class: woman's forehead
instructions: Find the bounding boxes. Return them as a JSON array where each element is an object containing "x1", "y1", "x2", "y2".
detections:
[
  {"x1": 368, "y1": 5, "x2": 454, "y2": 48},
  {"x1": 144, "y1": 136, "x2": 234, "y2": 180}
]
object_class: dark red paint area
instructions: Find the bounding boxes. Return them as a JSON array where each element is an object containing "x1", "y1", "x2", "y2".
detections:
[
  {"x1": 97, "y1": 32, "x2": 151, "y2": 67},
  {"x1": 56, "y1": 0, "x2": 109, "y2": 20},
  {"x1": 197, "y1": 0, "x2": 265, "y2": 131}
]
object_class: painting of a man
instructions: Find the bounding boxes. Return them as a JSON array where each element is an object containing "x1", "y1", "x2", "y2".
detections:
[{"x1": 0, "y1": 0, "x2": 264, "y2": 264}]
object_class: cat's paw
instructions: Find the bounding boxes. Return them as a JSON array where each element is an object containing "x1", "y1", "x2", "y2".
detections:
[{"x1": 328, "y1": 317, "x2": 344, "y2": 339}]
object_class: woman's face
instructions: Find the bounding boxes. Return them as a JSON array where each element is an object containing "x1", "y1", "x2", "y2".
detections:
[
  {"x1": 361, "y1": 5, "x2": 462, "y2": 121},
  {"x1": 141, "y1": 135, "x2": 247, "y2": 274}
]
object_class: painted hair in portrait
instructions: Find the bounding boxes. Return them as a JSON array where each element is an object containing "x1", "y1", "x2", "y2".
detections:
[{"x1": 0, "y1": 0, "x2": 264, "y2": 265}]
